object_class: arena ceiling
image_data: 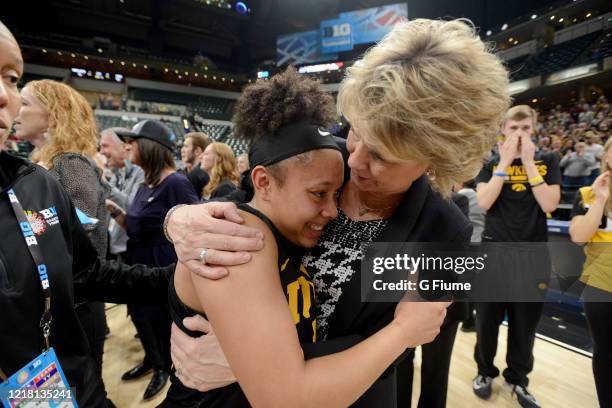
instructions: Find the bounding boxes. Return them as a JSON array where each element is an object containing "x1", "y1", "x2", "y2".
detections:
[{"x1": 4, "y1": 0, "x2": 588, "y2": 72}]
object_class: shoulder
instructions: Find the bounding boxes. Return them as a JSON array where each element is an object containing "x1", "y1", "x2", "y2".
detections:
[
  {"x1": 421, "y1": 189, "x2": 471, "y2": 240},
  {"x1": 165, "y1": 172, "x2": 194, "y2": 188},
  {"x1": 52, "y1": 152, "x2": 95, "y2": 168},
  {"x1": 231, "y1": 210, "x2": 279, "y2": 272}
]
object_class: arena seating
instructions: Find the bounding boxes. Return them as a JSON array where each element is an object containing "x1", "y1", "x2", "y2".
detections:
[{"x1": 512, "y1": 31, "x2": 601, "y2": 81}]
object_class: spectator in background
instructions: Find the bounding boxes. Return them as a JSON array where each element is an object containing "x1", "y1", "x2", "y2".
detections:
[
  {"x1": 13, "y1": 79, "x2": 112, "y2": 392},
  {"x1": 562, "y1": 138, "x2": 575, "y2": 156},
  {"x1": 200, "y1": 142, "x2": 239, "y2": 200},
  {"x1": 236, "y1": 152, "x2": 249, "y2": 174},
  {"x1": 473, "y1": 105, "x2": 561, "y2": 408},
  {"x1": 585, "y1": 132, "x2": 605, "y2": 184},
  {"x1": 99, "y1": 127, "x2": 145, "y2": 261},
  {"x1": 114, "y1": 120, "x2": 199, "y2": 400},
  {"x1": 569, "y1": 137, "x2": 612, "y2": 408},
  {"x1": 579, "y1": 105, "x2": 594, "y2": 124},
  {"x1": 180, "y1": 132, "x2": 211, "y2": 199},
  {"x1": 560, "y1": 141, "x2": 596, "y2": 187},
  {"x1": 455, "y1": 179, "x2": 486, "y2": 333},
  {"x1": 538, "y1": 136, "x2": 551, "y2": 152}
]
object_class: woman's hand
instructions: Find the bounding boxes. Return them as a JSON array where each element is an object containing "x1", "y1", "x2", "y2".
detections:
[
  {"x1": 592, "y1": 171, "x2": 610, "y2": 204},
  {"x1": 167, "y1": 202, "x2": 265, "y2": 279},
  {"x1": 393, "y1": 300, "x2": 450, "y2": 348},
  {"x1": 170, "y1": 315, "x2": 236, "y2": 391}
]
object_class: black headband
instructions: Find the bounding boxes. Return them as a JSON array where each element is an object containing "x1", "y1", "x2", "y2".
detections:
[{"x1": 248, "y1": 123, "x2": 341, "y2": 168}]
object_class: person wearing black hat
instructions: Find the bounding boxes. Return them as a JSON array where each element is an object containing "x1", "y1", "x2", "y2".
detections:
[{"x1": 114, "y1": 120, "x2": 199, "y2": 400}]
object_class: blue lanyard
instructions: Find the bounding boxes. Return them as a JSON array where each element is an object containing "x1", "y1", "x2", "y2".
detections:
[{"x1": 6, "y1": 188, "x2": 52, "y2": 352}]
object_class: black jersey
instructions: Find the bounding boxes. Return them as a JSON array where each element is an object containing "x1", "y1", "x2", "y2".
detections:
[
  {"x1": 476, "y1": 152, "x2": 561, "y2": 242},
  {"x1": 163, "y1": 204, "x2": 316, "y2": 407}
]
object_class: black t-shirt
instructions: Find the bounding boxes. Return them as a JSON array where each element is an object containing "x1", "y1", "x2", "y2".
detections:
[
  {"x1": 186, "y1": 164, "x2": 210, "y2": 199},
  {"x1": 476, "y1": 152, "x2": 561, "y2": 242}
]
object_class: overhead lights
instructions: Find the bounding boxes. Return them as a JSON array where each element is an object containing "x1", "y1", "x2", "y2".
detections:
[
  {"x1": 586, "y1": 12, "x2": 591, "y2": 18},
  {"x1": 531, "y1": 14, "x2": 537, "y2": 19},
  {"x1": 174, "y1": 69, "x2": 179, "y2": 74},
  {"x1": 120, "y1": 61, "x2": 125, "y2": 66},
  {"x1": 486, "y1": 30, "x2": 492, "y2": 36},
  {"x1": 84, "y1": 55, "x2": 89, "y2": 60},
  {"x1": 97, "y1": 48, "x2": 103, "y2": 53},
  {"x1": 42, "y1": 49, "x2": 47, "y2": 53},
  {"x1": 144, "y1": 65, "x2": 148, "y2": 69},
  {"x1": 501, "y1": 23, "x2": 508, "y2": 31},
  {"x1": 132, "y1": 63, "x2": 136, "y2": 67},
  {"x1": 71, "y1": 53, "x2": 76, "y2": 58},
  {"x1": 514, "y1": 40, "x2": 519, "y2": 45},
  {"x1": 550, "y1": 15, "x2": 555, "y2": 20},
  {"x1": 57, "y1": 51, "x2": 62, "y2": 55},
  {"x1": 509, "y1": 37, "x2": 514, "y2": 42},
  {"x1": 109, "y1": 59, "x2": 114, "y2": 64},
  {"x1": 559, "y1": 18, "x2": 564, "y2": 22},
  {"x1": 164, "y1": 68, "x2": 169, "y2": 72},
  {"x1": 532, "y1": 98, "x2": 538, "y2": 103}
]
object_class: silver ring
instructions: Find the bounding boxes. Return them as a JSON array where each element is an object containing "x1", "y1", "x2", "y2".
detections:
[{"x1": 199, "y1": 249, "x2": 208, "y2": 264}]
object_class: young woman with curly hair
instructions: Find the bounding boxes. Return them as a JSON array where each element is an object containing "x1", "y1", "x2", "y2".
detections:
[{"x1": 200, "y1": 142, "x2": 240, "y2": 200}]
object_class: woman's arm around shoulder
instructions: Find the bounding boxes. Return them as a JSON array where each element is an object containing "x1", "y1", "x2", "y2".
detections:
[{"x1": 186, "y1": 210, "x2": 446, "y2": 408}]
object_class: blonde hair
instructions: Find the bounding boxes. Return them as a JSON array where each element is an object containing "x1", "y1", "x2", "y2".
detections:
[
  {"x1": 203, "y1": 142, "x2": 240, "y2": 197},
  {"x1": 601, "y1": 137, "x2": 612, "y2": 215},
  {"x1": 502, "y1": 105, "x2": 538, "y2": 128},
  {"x1": 27, "y1": 80, "x2": 98, "y2": 168},
  {"x1": 337, "y1": 18, "x2": 511, "y2": 197}
]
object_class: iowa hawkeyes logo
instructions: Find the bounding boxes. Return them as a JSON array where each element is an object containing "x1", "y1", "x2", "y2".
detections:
[{"x1": 512, "y1": 183, "x2": 527, "y2": 192}]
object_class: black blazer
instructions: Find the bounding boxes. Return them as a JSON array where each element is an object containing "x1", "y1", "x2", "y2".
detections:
[{"x1": 302, "y1": 140, "x2": 472, "y2": 407}]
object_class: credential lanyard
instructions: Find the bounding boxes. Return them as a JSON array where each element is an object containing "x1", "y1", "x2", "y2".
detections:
[{"x1": 6, "y1": 188, "x2": 52, "y2": 353}]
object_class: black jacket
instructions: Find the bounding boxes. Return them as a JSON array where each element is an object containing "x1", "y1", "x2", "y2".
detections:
[{"x1": 0, "y1": 152, "x2": 172, "y2": 407}]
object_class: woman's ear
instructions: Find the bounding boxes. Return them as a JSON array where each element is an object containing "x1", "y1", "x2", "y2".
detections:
[{"x1": 251, "y1": 166, "x2": 272, "y2": 201}]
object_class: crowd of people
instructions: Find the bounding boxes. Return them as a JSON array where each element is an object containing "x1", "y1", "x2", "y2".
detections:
[
  {"x1": 534, "y1": 97, "x2": 610, "y2": 188},
  {"x1": 0, "y1": 15, "x2": 611, "y2": 408}
]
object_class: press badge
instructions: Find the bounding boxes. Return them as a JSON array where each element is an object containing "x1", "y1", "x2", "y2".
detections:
[{"x1": 0, "y1": 348, "x2": 77, "y2": 407}]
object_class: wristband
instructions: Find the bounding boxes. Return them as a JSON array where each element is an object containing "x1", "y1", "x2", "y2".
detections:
[
  {"x1": 528, "y1": 176, "x2": 544, "y2": 184},
  {"x1": 493, "y1": 171, "x2": 507, "y2": 177},
  {"x1": 163, "y1": 204, "x2": 188, "y2": 243},
  {"x1": 530, "y1": 180, "x2": 545, "y2": 188}
]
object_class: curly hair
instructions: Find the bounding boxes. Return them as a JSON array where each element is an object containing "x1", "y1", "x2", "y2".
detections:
[
  {"x1": 203, "y1": 142, "x2": 240, "y2": 197},
  {"x1": 232, "y1": 67, "x2": 336, "y2": 141},
  {"x1": 337, "y1": 18, "x2": 512, "y2": 197},
  {"x1": 26, "y1": 80, "x2": 98, "y2": 168}
]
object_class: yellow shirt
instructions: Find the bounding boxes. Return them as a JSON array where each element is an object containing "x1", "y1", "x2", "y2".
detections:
[{"x1": 574, "y1": 187, "x2": 612, "y2": 292}]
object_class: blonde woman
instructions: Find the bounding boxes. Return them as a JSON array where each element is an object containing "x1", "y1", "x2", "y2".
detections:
[
  {"x1": 13, "y1": 79, "x2": 111, "y2": 389},
  {"x1": 569, "y1": 137, "x2": 612, "y2": 407},
  {"x1": 167, "y1": 19, "x2": 511, "y2": 407},
  {"x1": 200, "y1": 142, "x2": 240, "y2": 199}
]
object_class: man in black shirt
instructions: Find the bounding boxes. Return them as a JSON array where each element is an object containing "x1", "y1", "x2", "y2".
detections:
[
  {"x1": 473, "y1": 105, "x2": 561, "y2": 408},
  {"x1": 181, "y1": 132, "x2": 210, "y2": 199}
]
